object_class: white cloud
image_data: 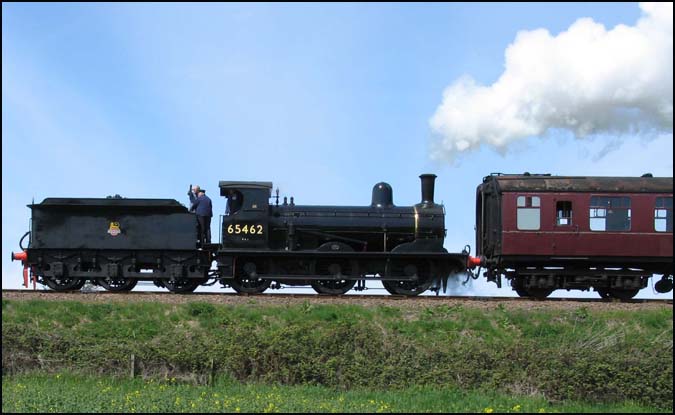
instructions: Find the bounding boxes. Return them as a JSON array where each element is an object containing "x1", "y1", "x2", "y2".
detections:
[{"x1": 430, "y1": 2, "x2": 673, "y2": 162}]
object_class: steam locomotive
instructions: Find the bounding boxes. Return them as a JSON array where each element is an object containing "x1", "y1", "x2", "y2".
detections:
[
  {"x1": 11, "y1": 175, "x2": 467, "y2": 296},
  {"x1": 11, "y1": 173, "x2": 674, "y2": 299}
]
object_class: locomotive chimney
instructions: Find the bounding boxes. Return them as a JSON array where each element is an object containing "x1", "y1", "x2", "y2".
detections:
[{"x1": 419, "y1": 174, "x2": 437, "y2": 206}]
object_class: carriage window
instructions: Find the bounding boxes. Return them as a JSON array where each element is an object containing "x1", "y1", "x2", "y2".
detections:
[
  {"x1": 517, "y1": 196, "x2": 540, "y2": 230},
  {"x1": 590, "y1": 196, "x2": 631, "y2": 231},
  {"x1": 556, "y1": 201, "x2": 572, "y2": 226},
  {"x1": 655, "y1": 197, "x2": 673, "y2": 232}
]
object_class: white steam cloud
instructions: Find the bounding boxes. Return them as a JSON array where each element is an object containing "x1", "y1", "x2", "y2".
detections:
[{"x1": 430, "y1": 3, "x2": 673, "y2": 161}]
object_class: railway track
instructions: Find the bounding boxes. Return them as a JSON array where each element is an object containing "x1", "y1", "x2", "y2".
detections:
[{"x1": 2, "y1": 288, "x2": 672, "y2": 305}]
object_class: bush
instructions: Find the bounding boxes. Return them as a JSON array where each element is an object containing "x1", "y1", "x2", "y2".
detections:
[{"x1": 2, "y1": 299, "x2": 672, "y2": 410}]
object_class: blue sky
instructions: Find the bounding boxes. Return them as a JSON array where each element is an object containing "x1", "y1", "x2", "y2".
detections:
[{"x1": 2, "y1": 3, "x2": 672, "y2": 297}]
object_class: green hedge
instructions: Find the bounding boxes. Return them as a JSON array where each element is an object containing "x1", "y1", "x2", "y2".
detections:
[{"x1": 2, "y1": 299, "x2": 672, "y2": 409}]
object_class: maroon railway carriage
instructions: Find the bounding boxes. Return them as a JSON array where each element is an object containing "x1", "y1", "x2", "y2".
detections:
[{"x1": 474, "y1": 173, "x2": 673, "y2": 299}]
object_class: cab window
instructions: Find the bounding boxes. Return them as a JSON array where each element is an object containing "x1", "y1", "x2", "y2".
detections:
[
  {"x1": 517, "y1": 195, "x2": 540, "y2": 230},
  {"x1": 225, "y1": 191, "x2": 243, "y2": 215}
]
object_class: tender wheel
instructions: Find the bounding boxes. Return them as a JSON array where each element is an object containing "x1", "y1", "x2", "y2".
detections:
[
  {"x1": 609, "y1": 288, "x2": 639, "y2": 301},
  {"x1": 311, "y1": 260, "x2": 355, "y2": 295},
  {"x1": 230, "y1": 261, "x2": 271, "y2": 294},
  {"x1": 382, "y1": 262, "x2": 432, "y2": 296},
  {"x1": 43, "y1": 276, "x2": 86, "y2": 291},
  {"x1": 98, "y1": 277, "x2": 137, "y2": 292},
  {"x1": 160, "y1": 278, "x2": 201, "y2": 293}
]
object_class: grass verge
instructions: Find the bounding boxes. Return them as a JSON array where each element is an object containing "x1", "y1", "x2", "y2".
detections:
[{"x1": 2, "y1": 373, "x2": 667, "y2": 413}]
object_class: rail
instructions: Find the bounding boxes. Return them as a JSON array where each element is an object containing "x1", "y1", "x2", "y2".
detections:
[{"x1": 1, "y1": 289, "x2": 672, "y2": 304}]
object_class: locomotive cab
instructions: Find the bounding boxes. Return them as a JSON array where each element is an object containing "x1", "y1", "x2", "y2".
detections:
[{"x1": 219, "y1": 181, "x2": 273, "y2": 248}]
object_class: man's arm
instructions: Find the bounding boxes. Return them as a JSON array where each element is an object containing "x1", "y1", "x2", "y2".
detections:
[{"x1": 188, "y1": 185, "x2": 198, "y2": 204}]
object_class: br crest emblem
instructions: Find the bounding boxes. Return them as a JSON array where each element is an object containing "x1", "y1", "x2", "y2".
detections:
[{"x1": 107, "y1": 222, "x2": 121, "y2": 237}]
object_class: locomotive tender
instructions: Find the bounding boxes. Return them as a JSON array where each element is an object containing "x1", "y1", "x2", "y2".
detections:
[
  {"x1": 14, "y1": 198, "x2": 211, "y2": 293},
  {"x1": 11, "y1": 173, "x2": 674, "y2": 299}
]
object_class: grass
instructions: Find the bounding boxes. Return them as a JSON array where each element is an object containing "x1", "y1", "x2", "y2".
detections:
[
  {"x1": 2, "y1": 299, "x2": 672, "y2": 410},
  {"x1": 2, "y1": 373, "x2": 666, "y2": 413}
]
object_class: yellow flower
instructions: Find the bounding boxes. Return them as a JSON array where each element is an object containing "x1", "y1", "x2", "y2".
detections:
[
  {"x1": 484, "y1": 408, "x2": 494, "y2": 413},
  {"x1": 512, "y1": 404, "x2": 521, "y2": 411},
  {"x1": 538, "y1": 409, "x2": 546, "y2": 413}
]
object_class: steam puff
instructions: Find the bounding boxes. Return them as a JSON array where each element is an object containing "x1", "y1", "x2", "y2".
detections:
[{"x1": 430, "y1": 2, "x2": 673, "y2": 161}]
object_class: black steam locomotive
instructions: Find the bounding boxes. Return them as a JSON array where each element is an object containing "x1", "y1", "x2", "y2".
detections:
[{"x1": 12, "y1": 175, "x2": 469, "y2": 296}]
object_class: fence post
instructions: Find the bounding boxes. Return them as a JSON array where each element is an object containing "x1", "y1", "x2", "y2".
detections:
[{"x1": 130, "y1": 353, "x2": 136, "y2": 379}]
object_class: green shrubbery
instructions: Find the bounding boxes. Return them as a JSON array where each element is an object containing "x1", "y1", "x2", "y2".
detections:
[{"x1": 2, "y1": 299, "x2": 672, "y2": 410}]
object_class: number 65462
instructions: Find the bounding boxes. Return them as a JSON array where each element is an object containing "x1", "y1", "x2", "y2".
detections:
[{"x1": 227, "y1": 224, "x2": 263, "y2": 235}]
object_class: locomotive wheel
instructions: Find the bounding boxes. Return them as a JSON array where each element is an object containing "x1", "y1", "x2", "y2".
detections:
[
  {"x1": 311, "y1": 259, "x2": 356, "y2": 295},
  {"x1": 230, "y1": 261, "x2": 271, "y2": 294},
  {"x1": 230, "y1": 276, "x2": 271, "y2": 294},
  {"x1": 311, "y1": 278, "x2": 357, "y2": 295},
  {"x1": 382, "y1": 262, "x2": 432, "y2": 296},
  {"x1": 44, "y1": 276, "x2": 86, "y2": 291},
  {"x1": 608, "y1": 288, "x2": 639, "y2": 301},
  {"x1": 98, "y1": 277, "x2": 138, "y2": 292},
  {"x1": 382, "y1": 278, "x2": 433, "y2": 296},
  {"x1": 161, "y1": 278, "x2": 201, "y2": 293}
]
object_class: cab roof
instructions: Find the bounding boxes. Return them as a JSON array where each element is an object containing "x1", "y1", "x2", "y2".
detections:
[{"x1": 219, "y1": 181, "x2": 273, "y2": 196}]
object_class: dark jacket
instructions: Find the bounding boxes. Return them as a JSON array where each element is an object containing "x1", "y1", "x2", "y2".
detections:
[{"x1": 191, "y1": 194, "x2": 213, "y2": 217}]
